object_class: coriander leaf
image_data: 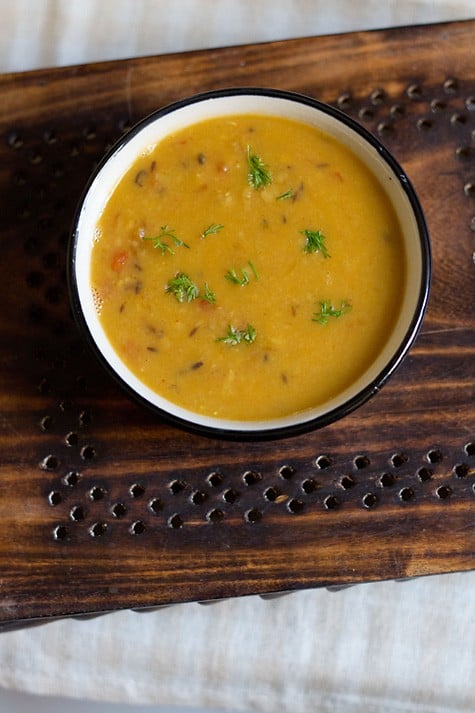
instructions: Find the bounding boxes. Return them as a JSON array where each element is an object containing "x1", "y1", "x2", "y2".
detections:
[
  {"x1": 142, "y1": 225, "x2": 189, "y2": 254},
  {"x1": 201, "y1": 223, "x2": 224, "y2": 238},
  {"x1": 225, "y1": 267, "x2": 249, "y2": 286},
  {"x1": 276, "y1": 189, "x2": 294, "y2": 201},
  {"x1": 166, "y1": 272, "x2": 199, "y2": 303},
  {"x1": 142, "y1": 236, "x2": 174, "y2": 255},
  {"x1": 312, "y1": 300, "x2": 351, "y2": 325},
  {"x1": 171, "y1": 235, "x2": 190, "y2": 249},
  {"x1": 225, "y1": 261, "x2": 258, "y2": 286},
  {"x1": 248, "y1": 260, "x2": 259, "y2": 280},
  {"x1": 301, "y1": 229, "x2": 330, "y2": 257},
  {"x1": 246, "y1": 145, "x2": 272, "y2": 189},
  {"x1": 203, "y1": 282, "x2": 217, "y2": 304},
  {"x1": 216, "y1": 324, "x2": 256, "y2": 345}
]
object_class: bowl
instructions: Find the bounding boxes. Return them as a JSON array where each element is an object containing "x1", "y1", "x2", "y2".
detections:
[{"x1": 69, "y1": 88, "x2": 431, "y2": 440}]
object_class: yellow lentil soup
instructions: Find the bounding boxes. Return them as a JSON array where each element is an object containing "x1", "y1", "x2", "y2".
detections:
[{"x1": 90, "y1": 114, "x2": 406, "y2": 421}]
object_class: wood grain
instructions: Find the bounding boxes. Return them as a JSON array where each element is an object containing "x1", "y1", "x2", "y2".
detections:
[{"x1": 0, "y1": 20, "x2": 473, "y2": 626}]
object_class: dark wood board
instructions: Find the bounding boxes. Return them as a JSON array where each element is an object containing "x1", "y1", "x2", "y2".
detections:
[{"x1": 0, "y1": 20, "x2": 474, "y2": 626}]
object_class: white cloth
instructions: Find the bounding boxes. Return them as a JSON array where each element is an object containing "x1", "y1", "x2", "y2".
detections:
[
  {"x1": 1, "y1": 1, "x2": 474, "y2": 710},
  {"x1": 1, "y1": 0, "x2": 474, "y2": 74},
  {"x1": 1, "y1": 574, "x2": 475, "y2": 712}
]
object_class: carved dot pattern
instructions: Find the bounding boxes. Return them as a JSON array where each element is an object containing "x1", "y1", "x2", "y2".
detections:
[{"x1": 46, "y1": 439, "x2": 474, "y2": 540}]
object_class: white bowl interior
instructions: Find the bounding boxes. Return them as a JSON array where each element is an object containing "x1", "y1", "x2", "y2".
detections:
[{"x1": 73, "y1": 93, "x2": 425, "y2": 434}]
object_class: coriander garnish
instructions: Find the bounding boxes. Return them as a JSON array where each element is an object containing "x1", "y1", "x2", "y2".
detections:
[
  {"x1": 143, "y1": 235, "x2": 173, "y2": 255},
  {"x1": 166, "y1": 272, "x2": 199, "y2": 303},
  {"x1": 203, "y1": 283, "x2": 217, "y2": 304},
  {"x1": 276, "y1": 189, "x2": 294, "y2": 201},
  {"x1": 216, "y1": 324, "x2": 256, "y2": 345},
  {"x1": 248, "y1": 260, "x2": 259, "y2": 280},
  {"x1": 225, "y1": 261, "x2": 258, "y2": 286},
  {"x1": 246, "y1": 145, "x2": 272, "y2": 189},
  {"x1": 225, "y1": 267, "x2": 249, "y2": 286},
  {"x1": 143, "y1": 225, "x2": 189, "y2": 254},
  {"x1": 301, "y1": 229, "x2": 330, "y2": 257},
  {"x1": 312, "y1": 300, "x2": 351, "y2": 325},
  {"x1": 201, "y1": 223, "x2": 224, "y2": 238}
]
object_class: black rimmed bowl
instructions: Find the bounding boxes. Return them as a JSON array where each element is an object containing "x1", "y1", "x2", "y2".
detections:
[{"x1": 69, "y1": 88, "x2": 431, "y2": 440}]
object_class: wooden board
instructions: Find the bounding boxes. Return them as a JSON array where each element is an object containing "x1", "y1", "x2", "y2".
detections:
[{"x1": 0, "y1": 20, "x2": 474, "y2": 627}]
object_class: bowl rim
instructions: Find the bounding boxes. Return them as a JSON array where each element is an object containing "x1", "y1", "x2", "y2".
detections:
[{"x1": 68, "y1": 86, "x2": 431, "y2": 441}]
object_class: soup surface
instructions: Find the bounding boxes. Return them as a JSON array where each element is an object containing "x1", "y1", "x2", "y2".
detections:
[{"x1": 91, "y1": 114, "x2": 406, "y2": 420}]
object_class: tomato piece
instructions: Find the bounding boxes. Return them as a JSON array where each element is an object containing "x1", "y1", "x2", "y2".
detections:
[{"x1": 111, "y1": 250, "x2": 128, "y2": 272}]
